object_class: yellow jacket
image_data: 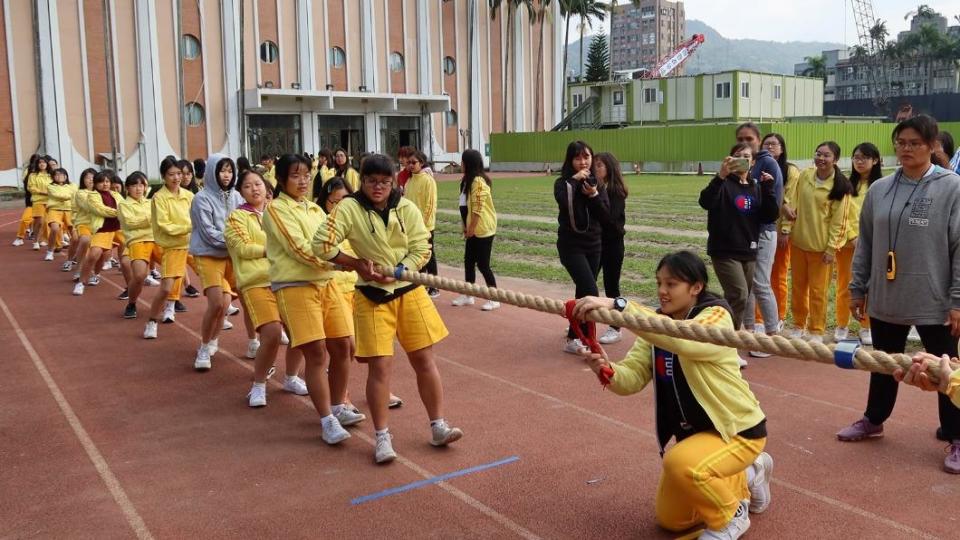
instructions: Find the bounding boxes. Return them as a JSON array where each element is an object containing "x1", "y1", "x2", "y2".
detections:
[
  {"x1": 466, "y1": 177, "x2": 497, "y2": 238},
  {"x1": 27, "y1": 172, "x2": 51, "y2": 204},
  {"x1": 404, "y1": 171, "x2": 437, "y2": 231},
  {"x1": 73, "y1": 190, "x2": 96, "y2": 227},
  {"x1": 333, "y1": 239, "x2": 359, "y2": 292},
  {"x1": 263, "y1": 166, "x2": 277, "y2": 188},
  {"x1": 86, "y1": 190, "x2": 121, "y2": 233},
  {"x1": 225, "y1": 207, "x2": 269, "y2": 291},
  {"x1": 343, "y1": 168, "x2": 360, "y2": 192},
  {"x1": 47, "y1": 183, "x2": 78, "y2": 211},
  {"x1": 263, "y1": 192, "x2": 334, "y2": 284},
  {"x1": 781, "y1": 167, "x2": 850, "y2": 252},
  {"x1": 778, "y1": 163, "x2": 801, "y2": 230},
  {"x1": 607, "y1": 300, "x2": 766, "y2": 445},
  {"x1": 151, "y1": 186, "x2": 194, "y2": 249},
  {"x1": 312, "y1": 192, "x2": 431, "y2": 294},
  {"x1": 118, "y1": 196, "x2": 154, "y2": 245},
  {"x1": 319, "y1": 165, "x2": 336, "y2": 184},
  {"x1": 846, "y1": 177, "x2": 870, "y2": 242}
]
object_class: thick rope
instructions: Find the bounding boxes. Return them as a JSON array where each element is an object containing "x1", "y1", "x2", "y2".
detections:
[{"x1": 388, "y1": 267, "x2": 957, "y2": 385}]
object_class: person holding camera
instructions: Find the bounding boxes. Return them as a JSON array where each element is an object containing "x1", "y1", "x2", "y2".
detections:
[
  {"x1": 555, "y1": 140, "x2": 610, "y2": 354},
  {"x1": 699, "y1": 143, "x2": 779, "y2": 334}
]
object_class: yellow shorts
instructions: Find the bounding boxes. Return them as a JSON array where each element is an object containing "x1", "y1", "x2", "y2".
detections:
[
  {"x1": 275, "y1": 281, "x2": 354, "y2": 348},
  {"x1": 193, "y1": 255, "x2": 236, "y2": 295},
  {"x1": 128, "y1": 241, "x2": 163, "y2": 264},
  {"x1": 353, "y1": 286, "x2": 448, "y2": 358},
  {"x1": 63, "y1": 211, "x2": 73, "y2": 229},
  {"x1": 241, "y1": 286, "x2": 281, "y2": 330},
  {"x1": 161, "y1": 248, "x2": 189, "y2": 279},
  {"x1": 113, "y1": 230, "x2": 125, "y2": 246},
  {"x1": 46, "y1": 209, "x2": 67, "y2": 226},
  {"x1": 31, "y1": 202, "x2": 46, "y2": 215},
  {"x1": 91, "y1": 231, "x2": 117, "y2": 250},
  {"x1": 76, "y1": 224, "x2": 92, "y2": 237},
  {"x1": 20, "y1": 207, "x2": 33, "y2": 222}
]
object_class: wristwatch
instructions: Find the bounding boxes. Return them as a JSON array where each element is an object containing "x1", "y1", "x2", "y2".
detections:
[{"x1": 613, "y1": 297, "x2": 628, "y2": 312}]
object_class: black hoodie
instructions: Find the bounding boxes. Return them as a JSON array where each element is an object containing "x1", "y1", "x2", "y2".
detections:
[
  {"x1": 699, "y1": 174, "x2": 779, "y2": 261},
  {"x1": 554, "y1": 176, "x2": 610, "y2": 252}
]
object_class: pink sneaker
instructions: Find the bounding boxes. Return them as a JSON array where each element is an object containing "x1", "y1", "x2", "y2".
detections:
[{"x1": 837, "y1": 416, "x2": 883, "y2": 442}]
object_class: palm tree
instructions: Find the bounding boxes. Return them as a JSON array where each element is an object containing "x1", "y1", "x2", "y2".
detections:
[
  {"x1": 898, "y1": 23, "x2": 950, "y2": 93},
  {"x1": 559, "y1": 0, "x2": 575, "y2": 118},
  {"x1": 802, "y1": 54, "x2": 827, "y2": 81},
  {"x1": 533, "y1": 0, "x2": 554, "y2": 131},
  {"x1": 490, "y1": 0, "x2": 534, "y2": 132},
  {"x1": 606, "y1": 0, "x2": 642, "y2": 82}
]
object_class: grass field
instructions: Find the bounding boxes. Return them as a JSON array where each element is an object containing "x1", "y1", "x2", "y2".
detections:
[{"x1": 433, "y1": 173, "x2": 859, "y2": 332}]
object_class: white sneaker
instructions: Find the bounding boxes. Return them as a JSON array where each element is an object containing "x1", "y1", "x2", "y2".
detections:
[
  {"x1": 12, "y1": 238, "x2": 23, "y2": 246},
  {"x1": 834, "y1": 327, "x2": 849, "y2": 342},
  {"x1": 749, "y1": 349, "x2": 771, "y2": 358},
  {"x1": 451, "y1": 295, "x2": 474, "y2": 306},
  {"x1": 375, "y1": 433, "x2": 397, "y2": 463},
  {"x1": 61, "y1": 261, "x2": 73, "y2": 272},
  {"x1": 786, "y1": 328, "x2": 805, "y2": 340},
  {"x1": 39, "y1": 241, "x2": 47, "y2": 247},
  {"x1": 150, "y1": 269, "x2": 161, "y2": 279},
  {"x1": 87, "y1": 275, "x2": 101, "y2": 286},
  {"x1": 749, "y1": 327, "x2": 772, "y2": 358},
  {"x1": 245, "y1": 339, "x2": 260, "y2": 359},
  {"x1": 598, "y1": 327, "x2": 621, "y2": 344},
  {"x1": 62, "y1": 234, "x2": 70, "y2": 246},
  {"x1": 226, "y1": 304, "x2": 240, "y2": 316},
  {"x1": 481, "y1": 300, "x2": 501, "y2": 311},
  {"x1": 335, "y1": 406, "x2": 367, "y2": 427},
  {"x1": 280, "y1": 330, "x2": 290, "y2": 345},
  {"x1": 207, "y1": 338, "x2": 219, "y2": 356},
  {"x1": 752, "y1": 323, "x2": 764, "y2": 334},
  {"x1": 777, "y1": 320, "x2": 785, "y2": 333},
  {"x1": 222, "y1": 318, "x2": 234, "y2": 330},
  {"x1": 32, "y1": 242, "x2": 40, "y2": 250},
  {"x1": 72, "y1": 271, "x2": 81, "y2": 281},
  {"x1": 247, "y1": 383, "x2": 267, "y2": 408},
  {"x1": 908, "y1": 327, "x2": 921, "y2": 342},
  {"x1": 321, "y1": 418, "x2": 351, "y2": 445},
  {"x1": 43, "y1": 250, "x2": 54, "y2": 261},
  {"x1": 162, "y1": 302, "x2": 175, "y2": 323},
  {"x1": 143, "y1": 275, "x2": 160, "y2": 287},
  {"x1": 143, "y1": 321, "x2": 158, "y2": 339},
  {"x1": 281, "y1": 376, "x2": 309, "y2": 396},
  {"x1": 563, "y1": 338, "x2": 587, "y2": 355},
  {"x1": 748, "y1": 452, "x2": 774, "y2": 514},
  {"x1": 102, "y1": 261, "x2": 112, "y2": 271},
  {"x1": 430, "y1": 420, "x2": 464, "y2": 447},
  {"x1": 194, "y1": 346, "x2": 212, "y2": 371},
  {"x1": 738, "y1": 356, "x2": 749, "y2": 368},
  {"x1": 807, "y1": 334, "x2": 824, "y2": 345},
  {"x1": 72, "y1": 282, "x2": 84, "y2": 296},
  {"x1": 700, "y1": 500, "x2": 750, "y2": 539},
  {"x1": 859, "y1": 329, "x2": 873, "y2": 346}
]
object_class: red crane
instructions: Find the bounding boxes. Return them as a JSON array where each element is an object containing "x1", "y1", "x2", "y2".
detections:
[{"x1": 639, "y1": 33, "x2": 706, "y2": 80}]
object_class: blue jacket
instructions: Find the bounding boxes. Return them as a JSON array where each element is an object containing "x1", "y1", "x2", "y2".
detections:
[
  {"x1": 189, "y1": 154, "x2": 244, "y2": 258},
  {"x1": 752, "y1": 149, "x2": 783, "y2": 233}
]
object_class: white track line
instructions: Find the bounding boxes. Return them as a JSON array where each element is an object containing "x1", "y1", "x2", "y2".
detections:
[
  {"x1": 0, "y1": 296, "x2": 154, "y2": 540},
  {"x1": 98, "y1": 275, "x2": 541, "y2": 540},
  {"x1": 435, "y1": 354, "x2": 941, "y2": 539}
]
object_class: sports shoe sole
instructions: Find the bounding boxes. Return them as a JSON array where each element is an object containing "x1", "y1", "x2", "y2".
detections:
[
  {"x1": 322, "y1": 430, "x2": 351, "y2": 445},
  {"x1": 376, "y1": 451, "x2": 397, "y2": 464},
  {"x1": 431, "y1": 427, "x2": 463, "y2": 447},
  {"x1": 836, "y1": 430, "x2": 883, "y2": 442},
  {"x1": 749, "y1": 452, "x2": 774, "y2": 514},
  {"x1": 337, "y1": 413, "x2": 366, "y2": 427}
]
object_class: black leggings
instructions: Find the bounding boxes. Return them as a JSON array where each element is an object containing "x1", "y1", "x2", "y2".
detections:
[
  {"x1": 865, "y1": 317, "x2": 960, "y2": 438},
  {"x1": 422, "y1": 232, "x2": 438, "y2": 277},
  {"x1": 465, "y1": 235, "x2": 496, "y2": 287},
  {"x1": 558, "y1": 245, "x2": 601, "y2": 339},
  {"x1": 601, "y1": 236, "x2": 625, "y2": 329}
]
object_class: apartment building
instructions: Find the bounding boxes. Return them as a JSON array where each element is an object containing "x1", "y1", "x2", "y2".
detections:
[{"x1": 609, "y1": 0, "x2": 685, "y2": 73}]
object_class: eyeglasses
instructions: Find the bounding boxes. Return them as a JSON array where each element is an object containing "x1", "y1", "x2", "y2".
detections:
[
  {"x1": 894, "y1": 141, "x2": 926, "y2": 151},
  {"x1": 363, "y1": 178, "x2": 393, "y2": 188},
  {"x1": 762, "y1": 141, "x2": 781, "y2": 148}
]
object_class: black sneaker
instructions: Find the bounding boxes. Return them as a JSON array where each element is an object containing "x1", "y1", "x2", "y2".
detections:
[
  {"x1": 428, "y1": 288, "x2": 441, "y2": 298},
  {"x1": 174, "y1": 300, "x2": 188, "y2": 313},
  {"x1": 123, "y1": 304, "x2": 137, "y2": 319},
  {"x1": 117, "y1": 289, "x2": 129, "y2": 300},
  {"x1": 184, "y1": 285, "x2": 201, "y2": 298}
]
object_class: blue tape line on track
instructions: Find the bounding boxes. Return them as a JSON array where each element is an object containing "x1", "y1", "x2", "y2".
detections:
[{"x1": 351, "y1": 455, "x2": 521, "y2": 505}]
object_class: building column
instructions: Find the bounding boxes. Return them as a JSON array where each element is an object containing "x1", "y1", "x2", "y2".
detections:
[
  {"x1": 360, "y1": 0, "x2": 377, "y2": 91},
  {"x1": 416, "y1": 0, "x2": 433, "y2": 154},
  {"x1": 219, "y1": 0, "x2": 242, "y2": 158},
  {"x1": 511, "y1": 7, "x2": 524, "y2": 132},
  {"x1": 301, "y1": 111, "x2": 318, "y2": 153},
  {"x1": 467, "y1": 0, "x2": 482, "y2": 151},
  {"x1": 35, "y1": 0, "x2": 72, "y2": 170},
  {"x1": 365, "y1": 113, "x2": 380, "y2": 154},
  {"x1": 296, "y1": 0, "x2": 315, "y2": 90}
]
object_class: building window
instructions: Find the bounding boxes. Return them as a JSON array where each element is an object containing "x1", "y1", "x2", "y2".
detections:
[
  {"x1": 260, "y1": 41, "x2": 279, "y2": 64},
  {"x1": 185, "y1": 102, "x2": 205, "y2": 126},
  {"x1": 330, "y1": 46, "x2": 346, "y2": 69},
  {"x1": 443, "y1": 56, "x2": 456, "y2": 76},
  {"x1": 182, "y1": 34, "x2": 201, "y2": 60},
  {"x1": 389, "y1": 52, "x2": 404, "y2": 73},
  {"x1": 643, "y1": 87, "x2": 658, "y2": 103},
  {"x1": 715, "y1": 82, "x2": 731, "y2": 99},
  {"x1": 572, "y1": 94, "x2": 584, "y2": 108},
  {"x1": 773, "y1": 84, "x2": 782, "y2": 100},
  {"x1": 740, "y1": 81, "x2": 750, "y2": 98},
  {"x1": 445, "y1": 109, "x2": 458, "y2": 126},
  {"x1": 613, "y1": 90, "x2": 624, "y2": 105}
]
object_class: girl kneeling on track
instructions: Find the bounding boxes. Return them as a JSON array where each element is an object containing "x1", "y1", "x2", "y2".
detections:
[
  {"x1": 572, "y1": 251, "x2": 772, "y2": 540},
  {"x1": 263, "y1": 154, "x2": 362, "y2": 445},
  {"x1": 312, "y1": 153, "x2": 462, "y2": 464},
  {"x1": 226, "y1": 169, "x2": 308, "y2": 407},
  {"x1": 118, "y1": 172, "x2": 162, "y2": 319},
  {"x1": 73, "y1": 171, "x2": 122, "y2": 296}
]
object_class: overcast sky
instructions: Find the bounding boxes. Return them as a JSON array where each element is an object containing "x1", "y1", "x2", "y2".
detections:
[{"x1": 575, "y1": 1, "x2": 960, "y2": 44}]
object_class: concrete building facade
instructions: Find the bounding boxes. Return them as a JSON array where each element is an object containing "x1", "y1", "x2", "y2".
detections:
[
  {"x1": 609, "y1": 0, "x2": 685, "y2": 73},
  {"x1": 0, "y1": 0, "x2": 565, "y2": 187}
]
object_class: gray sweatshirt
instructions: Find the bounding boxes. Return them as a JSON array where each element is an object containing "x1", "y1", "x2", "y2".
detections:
[
  {"x1": 850, "y1": 166, "x2": 960, "y2": 325},
  {"x1": 189, "y1": 154, "x2": 243, "y2": 258}
]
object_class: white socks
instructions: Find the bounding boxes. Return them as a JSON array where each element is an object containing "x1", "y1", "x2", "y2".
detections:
[{"x1": 376, "y1": 428, "x2": 390, "y2": 438}]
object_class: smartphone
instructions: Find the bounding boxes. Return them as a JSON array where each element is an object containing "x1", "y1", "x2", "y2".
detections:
[
  {"x1": 730, "y1": 158, "x2": 751, "y2": 174},
  {"x1": 584, "y1": 175, "x2": 598, "y2": 187}
]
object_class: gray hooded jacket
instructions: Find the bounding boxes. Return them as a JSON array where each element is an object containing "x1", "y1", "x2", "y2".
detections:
[
  {"x1": 189, "y1": 154, "x2": 244, "y2": 258},
  {"x1": 850, "y1": 166, "x2": 960, "y2": 326}
]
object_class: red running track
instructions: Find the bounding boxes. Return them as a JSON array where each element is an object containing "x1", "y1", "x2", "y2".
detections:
[{"x1": 0, "y1": 206, "x2": 955, "y2": 539}]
